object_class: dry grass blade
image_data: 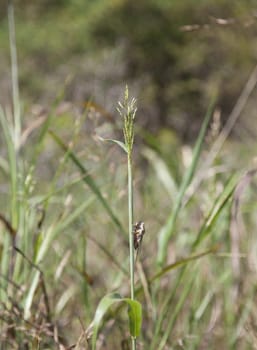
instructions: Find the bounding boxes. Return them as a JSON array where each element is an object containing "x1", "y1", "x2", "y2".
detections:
[
  {"x1": 0, "y1": 213, "x2": 17, "y2": 238},
  {"x1": 187, "y1": 64, "x2": 257, "y2": 202}
]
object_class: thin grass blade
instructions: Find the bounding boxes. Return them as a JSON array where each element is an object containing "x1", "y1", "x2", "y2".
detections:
[
  {"x1": 150, "y1": 245, "x2": 218, "y2": 283},
  {"x1": 49, "y1": 130, "x2": 125, "y2": 235},
  {"x1": 157, "y1": 97, "x2": 216, "y2": 266},
  {"x1": 192, "y1": 173, "x2": 240, "y2": 249},
  {"x1": 24, "y1": 198, "x2": 93, "y2": 318},
  {"x1": 151, "y1": 173, "x2": 239, "y2": 349},
  {"x1": 98, "y1": 136, "x2": 127, "y2": 153}
]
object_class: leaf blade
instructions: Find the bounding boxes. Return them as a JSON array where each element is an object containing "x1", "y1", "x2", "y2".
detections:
[
  {"x1": 157, "y1": 97, "x2": 216, "y2": 266},
  {"x1": 91, "y1": 293, "x2": 142, "y2": 349},
  {"x1": 49, "y1": 130, "x2": 125, "y2": 235},
  {"x1": 98, "y1": 136, "x2": 128, "y2": 153}
]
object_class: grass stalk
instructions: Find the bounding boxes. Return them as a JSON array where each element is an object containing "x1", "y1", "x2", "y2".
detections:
[
  {"x1": 128, "y1": 153, "x2": 136, "y2": 350},
  {"x1": 8, "y1": 0, "x2": 21, "y2": 150},
  {"x1": 118, "y1": 86, "x2": 137, "y2": 350},
  {"x1": 128, "y1": 155, "x2": 135, "y2": 301}
]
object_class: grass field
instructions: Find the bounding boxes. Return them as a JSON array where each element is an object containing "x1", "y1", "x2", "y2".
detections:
[{"x1": 1, "y1": 4, "x2": 257, "y2": 350}]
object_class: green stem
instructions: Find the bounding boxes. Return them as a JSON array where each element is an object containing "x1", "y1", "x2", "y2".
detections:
[
  {"x1": 8, "y1": 0, "x2": 21, "y2": 150},
  {"x1": 128, "y1": 156, "x2": 134, "y2": 299},
  {"x1": 128, "y1": 154, "x2": 136, "y2": 350}
]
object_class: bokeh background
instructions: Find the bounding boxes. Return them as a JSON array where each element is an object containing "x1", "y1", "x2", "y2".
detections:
[
  {"x1": 1, "y1": 0, "x2": 257, "y2": 139},
  {"x1": 1, "y1": 1, "x2": 257, "y2": 349}
]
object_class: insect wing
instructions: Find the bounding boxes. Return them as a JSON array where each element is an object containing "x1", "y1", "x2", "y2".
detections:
[{"x1": 133, "y1": 221, "x2": 145, "y2": 250}]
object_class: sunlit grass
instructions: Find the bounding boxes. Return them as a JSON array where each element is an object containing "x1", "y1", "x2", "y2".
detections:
[{"x1": 1, "y1": 3, "x2": 257, "y2": 350}]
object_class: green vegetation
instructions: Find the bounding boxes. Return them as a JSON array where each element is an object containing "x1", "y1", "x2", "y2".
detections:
[
  {"x1": 1, "y1": 1, "x2": 257, "y2": 349},
  {"x1": 0, "y1": 0, "x2": 256, "y2": 139}
]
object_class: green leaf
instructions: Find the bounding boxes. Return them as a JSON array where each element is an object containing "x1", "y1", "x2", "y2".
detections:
[
  {"x1": 49, "y1": 130, "x2": 125, "y2": 236},
  {"x1": 24, "y1": 198, "x2": 94, "y2": 319},
  {"x1": 91, "y1": 293, "x2": 142, "y2": 350},
  {"x1": 150, "y1": 245, "x2": 218, "y2": 283},
  {"x1": 0, "y1": 107, "x2": 18, "y2": 227},
  {"x1": 157, "y1": 96, "x2": 216, "y2": 266},
  {"x1": 150, "y1": 173, "x2": 239, "y2": 350},
  {"x1": 192, "y1": 173, "x2": 239, "y2": 249},
  {"x1": 36, "y1": 197, "x2": 93, "y2": 264},
  {"x1": 133, "y1": 246, "x2": 217, "y2": 300},
  {"x1": 124, "y1": 298, "x2": 142, "y2": 337},
  {"x1": 98, "y1": 136, "x2": 128, "y2": 153}
]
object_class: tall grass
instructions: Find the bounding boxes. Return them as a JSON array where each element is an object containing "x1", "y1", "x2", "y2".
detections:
[
  {"x1": 1, "y1": 3, "x2": 257, "y2": 350},
  {"x1": 118, "y1": 87, "x2": 137, "y2": 349},
  {"x1": 0, "y1": 3, "x2": 97, "y2": 347}
]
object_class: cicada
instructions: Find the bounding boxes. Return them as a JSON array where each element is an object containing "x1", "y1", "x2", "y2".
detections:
[{"x1": 133, "y1": 221, "x2": 145, "y2": 261}]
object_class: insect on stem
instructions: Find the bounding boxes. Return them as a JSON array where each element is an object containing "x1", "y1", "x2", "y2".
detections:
[{"x1": 133, "y1": 221, "x2": 145, "y2": 262}]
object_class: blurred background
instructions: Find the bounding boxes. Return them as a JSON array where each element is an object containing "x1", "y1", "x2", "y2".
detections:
[
  {"x1": 1, "y1": 1, "x2": 257, "y2": 349},
  {"x1": 0, "y1": 0, "x2": 257, "y2": 141}
]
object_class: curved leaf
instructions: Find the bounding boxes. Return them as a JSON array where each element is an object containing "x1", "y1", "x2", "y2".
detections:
[
  {"x1": 91, "y1": 293, "x2": 142, "y2": 350},
  {"x1": 98, "y1": 136, "x2": 128, "y2": 153},
  {"x1": 124, "y1": 298, "x2": 142, "y2": 337}
]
